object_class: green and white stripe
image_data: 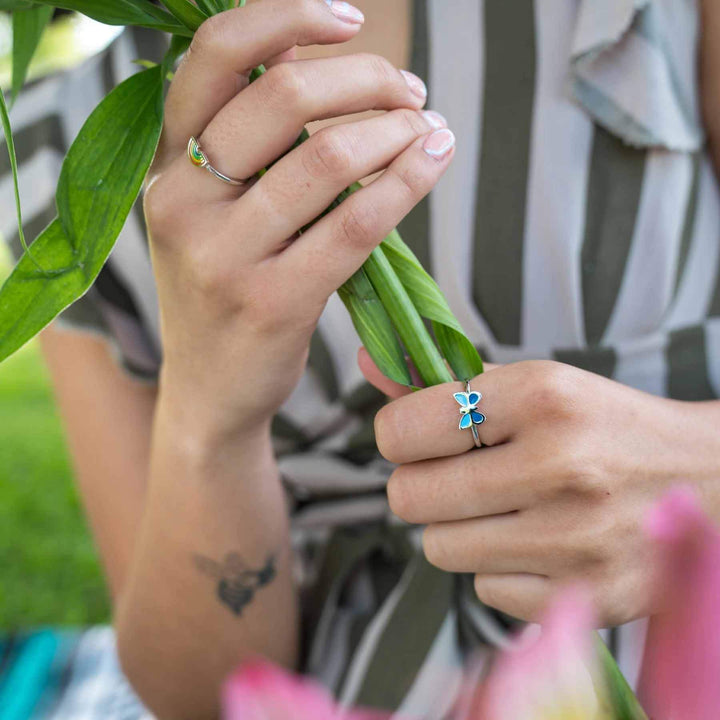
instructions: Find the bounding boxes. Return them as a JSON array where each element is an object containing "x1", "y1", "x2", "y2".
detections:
[{"x1": 2, "y1": 1, "x2": 720, "y2": 716}]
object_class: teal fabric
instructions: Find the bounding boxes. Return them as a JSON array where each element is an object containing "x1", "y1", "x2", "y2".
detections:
[{"x1": 0, "y1": 630, "x2": 59, "y2": 720}]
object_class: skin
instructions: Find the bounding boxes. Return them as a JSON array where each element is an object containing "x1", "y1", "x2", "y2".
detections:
[
  {"x1": 36, "y1": 0, "x2": 720, "y2": 715},
  {"x1": 361, "y1": 351, "x2": 720, "y2": 626},
  {"x1": 47, "y1": 1, "x2": 444, "y2": 717}
]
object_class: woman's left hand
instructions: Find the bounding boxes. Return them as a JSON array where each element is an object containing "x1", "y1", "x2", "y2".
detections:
[{"x1": 359, "y1": 350, "x2": 720, "y2": 626}]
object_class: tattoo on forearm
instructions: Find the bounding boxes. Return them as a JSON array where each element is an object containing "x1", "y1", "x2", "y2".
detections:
[{"x1": 193, "y1": 551, "x2": 277, "y2": 616}]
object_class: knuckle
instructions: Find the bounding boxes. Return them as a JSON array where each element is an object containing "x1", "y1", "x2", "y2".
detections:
[
  {"x1": 258, "y1": 62, "x2": 305, "y2": 110},
  {"x1": 189, "y1": 15, "x2": 225, "y2": 60},
  {"x1": 392, "y1": 161, "x2": 428, "y2": 200},
  {"x1": 568, "y1": 526, "x2": 604, "y2": 569},
  {"x1": 559, "y1": 509, "x2": 610, "y2": 570},
  {"x1": 386, "y1": 466, "x2": 414, "y2": 521},
  {"x1": 554, "y1": 445, "x2": 607, "y2": 502},
  {"x1": 396, "y1": 107, "x2": 428, "y2": 137},
  {"x1": 374, "y1": 403, "x2": 402, "y2": 462},
  {"x1": 337, "y1": 200, "x2": 380, "y2": 249},
  {"x1": 245, "y1": 303, "x2": 286, "y2": 336},
  {"x1": 572, "y1": 465, "x2": 609, "y2": 503},
  {"x1": 591, "y1": 573, "x2": 625, "y2": 626},
  {"x1": 143, "y1": 174, "x2": 181, "y2": 239},
  {"x1": 526, "y1": 361, "x2": 577, "y2": 419},
  {"x1": 294, "y1": 0, "x2": 320, "y2": 23},
  {"x1": 363, "y1": 53, "x2": 399, "y2": 88},
  {"x1": 305, "y1": 0, "x2": 330, "y2": 26},
  {"x1": 422, "y1": 526, "x2": 450, "y2": 570},
  {"x1": 473, "y1": 575, "x2": 499, "y2": 608},
  {"x1": 303, "y1": 128, "x2": 355, "y2": 179},
  {"x1": 242, "y1": 280, "x2": 305, "y2": 337},
  {"x1": 183, "y1": 243, "x2": 234, "y2": 301}
]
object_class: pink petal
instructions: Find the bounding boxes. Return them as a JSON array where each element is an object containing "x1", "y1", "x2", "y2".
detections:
[
  {"x1": 639, "y1": 487, "x2": 720, "y2": 720},
  {"x1": 480, "y1": 585, "x2": 599, "y2": 720},
  {"x1": 222, "y1": 659, "x2": 390, "y2": 720}
]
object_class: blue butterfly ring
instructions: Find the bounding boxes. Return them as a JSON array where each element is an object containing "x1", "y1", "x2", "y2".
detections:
[{"x1": 454, "y1": 380, "x2": 485, "y2": 448}]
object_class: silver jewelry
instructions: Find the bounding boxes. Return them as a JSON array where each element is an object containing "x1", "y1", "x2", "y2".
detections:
[
  {"x1": 187, "y1": 136, "x2": 248, "y2": 187},
  {"x1": 453, "y1": 379, "x2": 485, "y2": 448}
]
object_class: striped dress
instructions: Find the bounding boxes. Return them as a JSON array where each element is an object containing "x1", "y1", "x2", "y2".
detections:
[{"x1": 2, "y1": 1, "x2": 719, "y2": 717}]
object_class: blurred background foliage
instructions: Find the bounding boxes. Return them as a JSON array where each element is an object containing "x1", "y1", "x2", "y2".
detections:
[
  {"x1": 0, "y1": 12, "x2": 117, "y2": 629},
  {"x1": 0, "y1": 225, "x2": 109, "y2": 628},
  {"x1": 0, "y1": 11, "x2": 121, "y2": 88}
]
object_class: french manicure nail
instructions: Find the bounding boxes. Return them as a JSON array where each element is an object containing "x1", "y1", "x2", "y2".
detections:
[
  {"x1": 327, "y1": 1, "x2": 365, "y2": 24},
  {"x1": 401, "y1": 70, "x2": 428, "y2": 99},
  {"x1": 423, "y1": 128, "x2": 455, "y2": 158},
  {"x1": 421, "y1": 110, "x2": 447, "y2": 129}
]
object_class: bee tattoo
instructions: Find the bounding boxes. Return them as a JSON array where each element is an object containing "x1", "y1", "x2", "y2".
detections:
[{"x1": 193, "y1": 551, "x2": 277, "y2": 616}]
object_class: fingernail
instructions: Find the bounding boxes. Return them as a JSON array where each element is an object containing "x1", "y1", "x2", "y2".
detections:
[
  {"x1": 327, "y1": 1, "x2": 365, "y2": 24},
  {"x1": 423, "y1": 128, "x2": 455, "y2": 159},
  {"x1": 421, "y1": 110, "x2": 447, "y2": 129},
  {"x1": 401, "y1": 70, "x2": 427, "y2": 99}
]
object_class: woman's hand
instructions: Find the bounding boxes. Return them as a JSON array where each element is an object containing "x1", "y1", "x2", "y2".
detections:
[
  {"x1": 143, "y1": 0, "x2": 454, "y2": 444},
  {"x1": 361, "y1": 351, "x2": 720, "y2": 626}
]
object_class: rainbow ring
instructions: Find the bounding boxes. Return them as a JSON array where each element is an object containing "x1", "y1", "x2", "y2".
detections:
[{"x1": 187, "y1": 137, "x2": 248, "y2": 187}]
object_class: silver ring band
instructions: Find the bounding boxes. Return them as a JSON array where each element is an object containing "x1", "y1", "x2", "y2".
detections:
[
  {"x1": 187, "y1": 136, "x2": 248, "y2": 187},
  {"x1": 466, "y1": 380, "x2": 483, "y2": 448}
]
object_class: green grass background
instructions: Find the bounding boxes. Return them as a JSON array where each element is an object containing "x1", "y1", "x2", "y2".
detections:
[
  {"x1": 0, "y1": 14, "x2": 121, "y2": 629},
  {"x1": 0, "y1": 244, "x2": 110, "y2": 629}
]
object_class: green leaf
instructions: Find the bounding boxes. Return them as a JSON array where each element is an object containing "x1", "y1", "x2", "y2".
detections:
[
  {"x1": 363, "y1": 246, "x2": 453, "y2": 387},
  {"x1": 382, "y1": 228, "x2": 483, "y2": 381},
  {"x1": 161, "y1": 0, "x2": 207, "y2": 30},
  {"x1": 195, "y1": 0, "x2": 229, "y2": 13},
  {"x1": 11, "y1": 4, "x2": 54, "y2": 105},
  {"x1": 338, "y1": 268, "x2": 412, "y2": 387},
  {"x1": 193, "y1": 0, "x2": 219, "y2": 15},
  {"x1": 0, "y1": 65, "x2": 164, "y2": 363},
  {"x1": 32, "y1": 0, "x2": 192, "y2": 36},
  {"x1": 594, "y1": 636, "x2": 648, "y2": 719},
  {"x1": 161, "y1": 33, "x2": 191, "y2": 80},
  {"x1": 0, "y1": 1, "x2": 33, "y2": 10},
  {"x1": 0, "y1": 83, "x2": 45, "y2": 270}
]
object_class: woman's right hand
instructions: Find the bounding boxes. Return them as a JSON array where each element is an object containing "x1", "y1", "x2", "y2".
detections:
[{"x1": 144, "y1": 0, "x2": 455, "y2": 443}]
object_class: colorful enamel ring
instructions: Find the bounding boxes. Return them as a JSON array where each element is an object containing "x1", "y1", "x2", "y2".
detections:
[
  {"x1": 454, "y1": 380, "x2": 485, "y2": 448},
  {"x1": 187, "y1": 136, "x2": 248, "y2": 187}
]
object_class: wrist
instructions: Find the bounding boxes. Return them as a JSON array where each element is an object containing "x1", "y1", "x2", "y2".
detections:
[
  {"x1": 668, "y1": 398, "x2": 720, "y2": 511},
  {"x1": 156, "y1": 362, "x2": 276, "y2": 448},
  {"x1": 153, "y1": 377, "x2": 277, "y2": 481}
]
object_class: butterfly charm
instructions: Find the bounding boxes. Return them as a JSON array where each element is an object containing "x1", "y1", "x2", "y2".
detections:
[{"x1": 454, "y1": 390, "x2": 486, "y2": 430}]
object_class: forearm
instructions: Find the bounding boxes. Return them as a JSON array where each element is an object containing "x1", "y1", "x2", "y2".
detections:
[{"x1": 115, "y1": 386, "x2": 298, "y2": 719}]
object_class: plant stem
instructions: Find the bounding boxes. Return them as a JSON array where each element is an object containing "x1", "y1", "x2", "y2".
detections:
[
  {"x1": 247, "y1": 65, "x2": 452, "y2": 388},
  {"x1": 363, "y1": 245, "x2": 452, "y2": 386}
]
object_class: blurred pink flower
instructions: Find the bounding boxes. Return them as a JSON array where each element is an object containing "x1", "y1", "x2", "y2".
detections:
[
  {"x1": 222, "y1": 659, "x2": 389, "y2": 720},
  {"x1": 479, "y1": 586, "x2": 604, "y2": 720},
  {"x1": 639, "y1": 486, "x2": 720, "y2": 720}
]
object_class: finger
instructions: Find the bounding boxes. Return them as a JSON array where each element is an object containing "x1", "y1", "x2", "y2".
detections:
[
  {"x1": 358, "y1": 346, "x2": 414, "y2": 399},
  {"x1": 265, "y1": 47, "x2": 297, "y2": 69},
  {"x1": 280, "y1": 128, "x2": 455, "y2": 303},
  {"x1": 473, "y1": 574, "x2": 553, "y2": 622},
  {"x1": 386, "y1": 443, "x2": 540, "y2": 525},
  {"x1": 222, "y1": 109, "x2": 444, "y2": 260},
  {"x1": 422, "y1": 514, "x2": 549, "y2": 575},
  {"x1": 374, "y1": 365, "x2": 521, "y2": 465},
  {"x1": 163, "y1": 0, "x2": 365, "y2": 154},
  {"x1": 196, "y1": 53, "x2": 429, "y2": 196}
]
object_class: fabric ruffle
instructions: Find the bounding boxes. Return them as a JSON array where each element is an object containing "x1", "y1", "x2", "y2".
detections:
[{"x1": 570, "y1": 0, "x2": 704, "y2": 151}]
